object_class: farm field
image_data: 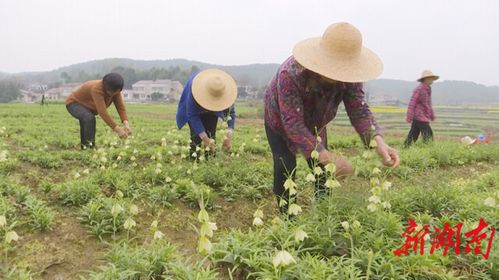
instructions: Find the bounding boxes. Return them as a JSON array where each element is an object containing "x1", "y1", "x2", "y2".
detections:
[
  {"x1": 0, "y1": 102, "x2": 498, "y2": 279},
  {"x1": 334, "y1": 105, "x2": 499, "y2": 137}
]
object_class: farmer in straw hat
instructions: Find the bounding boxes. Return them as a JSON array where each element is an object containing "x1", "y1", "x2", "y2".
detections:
[
  {"x1": 404, "y1": 70, "x2": 439, "y2": 147},
  {"x1": 176, "y1": 69, "x2": 237, "y2": 160},
  {"x1": 65, "y1": 73, "x2": 132, "y2": 150},
  {"x1": 264, "y1": 22, "x2": 400, "y2": 212}
]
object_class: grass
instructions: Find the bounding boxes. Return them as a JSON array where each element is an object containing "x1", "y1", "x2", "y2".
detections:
[{"x1": 0, "y1": 102, "x2": 498, "y2": 279}]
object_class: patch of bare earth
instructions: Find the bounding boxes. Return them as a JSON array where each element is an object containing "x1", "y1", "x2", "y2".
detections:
[{"x1": 17, "y1": 213, "x2": 105, "y2": 280}]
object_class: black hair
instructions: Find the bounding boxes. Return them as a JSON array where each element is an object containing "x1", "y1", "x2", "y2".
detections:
[{"x1": 102, "y1": 73, "x2": 124, "y2": 92}]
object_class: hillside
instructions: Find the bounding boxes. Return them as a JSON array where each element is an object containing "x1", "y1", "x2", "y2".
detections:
[
  {"x1": 365, "y1": 79, "x2": 499, "y2": 105},
  {"x1": 11, "y1": 58, "x2": 280, "y2": 88},
  {"x1": 3, "y1": 58, "x2": 499, "y2": 105}
]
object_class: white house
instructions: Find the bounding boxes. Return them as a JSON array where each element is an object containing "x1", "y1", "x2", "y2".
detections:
[
  {"x1": 18, "y1": 80, "x2": 184, "y2": 103},
  {"x1": 18, "y1": 89, "x2": 41, "y2": 102},
  {"x1": 28, "y1": 83, "x2": 48, "y2": 93},
  {"x1": 130, "y1": 80, "x2": 183, "y2": 102},
  {"x1": 43, "y1": 83, "x2": 82, "y2": 100},
  {"x1": 237, "y1": 85, "x2": 260, "y2": 99},
  {"x1": 122, "y1": 89, "x2": 133, "y2": 100}
]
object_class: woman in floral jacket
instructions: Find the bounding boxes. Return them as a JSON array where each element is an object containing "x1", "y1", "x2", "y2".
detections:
[
  {"x1": 404, "y1": 70, "x2": 439, "y2": 147},
  {"x1": 264, "y1": 22, "x2": 400, "y2": 212}
]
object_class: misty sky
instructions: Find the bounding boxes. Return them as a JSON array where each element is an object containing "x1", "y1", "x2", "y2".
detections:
[{"x1": 1, "y1": 0, "x2": 498, "y2": 85}]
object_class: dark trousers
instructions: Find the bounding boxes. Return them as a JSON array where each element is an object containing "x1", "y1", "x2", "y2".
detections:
[
  {"x1": 188, "y1": 113, "x2": 219, "y2": 160},
  {"x1": 404, "y1": 120, "x2": 433, "y2": 147},
  {"x1": 66, "y1": 103, "x2": 96, "y2": 149},
  {"x1": 265, "y1": 124, "x2": 327, "y2": 212}
]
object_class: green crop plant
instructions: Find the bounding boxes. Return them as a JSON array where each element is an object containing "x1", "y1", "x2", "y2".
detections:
[
  {"x1": 0, "y1": 215, "x2": 20, "y2": 269},
  {"x1": 17, "y1": 150, "x2": 64, "y2": 169},
  {"x1": 79, "y1": 196, "x2": 131, "y2": 240},
  {"x1": 56, "y1": 179, "x2": 101, "y2": 206},
  {"x1": 0, "y1": 266, "x2": 34, "y2": 280},
  {"x1": 23, "y1": 196, "x2": 55, "y2": 231},
  {"x1": 196, "y1": 197, "x2": 217, "y2": 255}
]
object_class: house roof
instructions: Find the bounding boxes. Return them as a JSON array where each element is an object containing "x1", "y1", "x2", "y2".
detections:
[{"x1": 133, "y1": 80, "x2": 182, "y2": 86}]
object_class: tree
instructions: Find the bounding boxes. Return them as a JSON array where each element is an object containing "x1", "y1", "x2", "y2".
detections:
[
  {"x1": 189, "y1": 65, "x2": 201, "y2": 76},
  {"x1": 76, "y1": 70, "x2": 90, "y2": 82},
  {"x1": 256, "y1": 86, "x2": 266, "y2": 99},
  {"x1": 237, "y1": 86, "x2": 249, "y2": 99},
  {"x1": 111, "y1": 66, "x2": 138, "y2": 89},
  {"x1": 47, "y1": 81, "x2": 62, "y2": 89},
  {"x1": 0, "y1": 80, "x2": 21, "y2": 103},
  {"x1": 151, "y1": 92, "x2": 164, "y2": 102},
  {"x1": 60, "y1": 71, "x2": 71, "y2": 83}
]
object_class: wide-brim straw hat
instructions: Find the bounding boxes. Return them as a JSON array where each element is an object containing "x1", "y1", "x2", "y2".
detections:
[
  {"x1": 292, "y1": 22, "x2": 383, "y2": 83},
  {"x1": 192, "y1": 69, "x2": 238, "y2": 111},
  {"x1": 417, "y1": 70, "x2": 439, "y2": 82}
]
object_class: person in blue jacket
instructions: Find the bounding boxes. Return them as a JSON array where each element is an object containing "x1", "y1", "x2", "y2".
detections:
[{"x1": 176, "y1": 69, "x2": 238, "y2": 159}]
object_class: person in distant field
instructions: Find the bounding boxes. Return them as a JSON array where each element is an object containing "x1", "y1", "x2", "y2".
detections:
[
  {"x1": 404, "y1": 70, "x2": 439, "y2": 147},
  {"x1": 65, "y1": 73, "x2": 132, "y2": 149},
  {"x1": 264, "y1": 22, "x2": 400, "y2": 213},
  {"x1": 176, "y1": 69, "x2": 237, "y2": 160},
  {"x1": 41, "y1": 94, "x2": 47, "y2": 106}
]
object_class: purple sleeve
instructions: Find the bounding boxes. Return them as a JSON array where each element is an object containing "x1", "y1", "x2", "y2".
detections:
[
  {"x1": 423, "y1": 89, "x2": 435, "y2": 121},
  {"x1": 343, "y1": 83, "x2": 381, "y2": 146},
  {"x1": 406, "y1": 88, "x2": 419, "y2": 123},
  {"x1": 277, "y1": 71, "x2": 325, "y2": 158}
]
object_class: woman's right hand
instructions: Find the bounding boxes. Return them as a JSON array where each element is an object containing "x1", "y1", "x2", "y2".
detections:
[
  {"x1": 114, "y1": 126, "x2": 128, "y2": 139},
  {"x1": 318, "y1": 149, "x2": 333, "y2": 165},
  {"x1": 334, "y1": 156, "x2": 354, "y2": 177},
  {"x1": 205, "y1": 139, "x2": 216, "y2": 151},
  {"x1": 318, "y1": 150, "x2": 353, "y2": 177},
  {"x1": 201, "y1": 136, "x2": 216, "y2": 151}
]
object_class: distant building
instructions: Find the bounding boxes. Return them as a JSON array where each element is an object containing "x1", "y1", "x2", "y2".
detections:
[
  {"x1": 28, "y1": 83, "x2": 48, "y2": 93},
  {"x1": 44, "y1": 83, "x2": 82, "y2": 100},
  {"x1": 237, "y1": 85, "x2": 260, "y2": 99},
  {"x1": 18, "y1": 80, "x2": 184, "y2": 103},
  {"x1": 368, "y1": 94, "x2": 406, "y2": 107},
  {"x1": 18, "y1": 89, "x2": 41, "y2": 102},
  {"x1": 122, "y1": 89, "x2": 133, "y2": 100},
  {"x1": 18, "y1": 83, "x2": 81, "y2": 103},
  {"x1": 130, "y1": 80, "x2": 183, "y2": 102}
]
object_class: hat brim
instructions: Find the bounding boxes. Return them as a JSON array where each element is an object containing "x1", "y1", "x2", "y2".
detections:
[
  {"x1": 417, "y1": 75, "x2": 439, "y2": 82},
  {"x1": 292, "y1": 37, "x2": 383, "y2": 83},
  {"x1": 192, "y1": 69, "x2": 238, "y2": 112}
]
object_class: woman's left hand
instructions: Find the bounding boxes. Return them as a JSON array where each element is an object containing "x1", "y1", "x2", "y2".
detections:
[
  {"x1": 374, "y1": 136, "x2": 400, "y2": 167},
  {"x1": 123, "y1": 120, "x2": 133, "y2": 135},
  {"x1": 223, "y1": 137, "x2": 232, "y2": 152},
  {"x1": 223, "y1": 129, "x2": 233, "y2": 152}
]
